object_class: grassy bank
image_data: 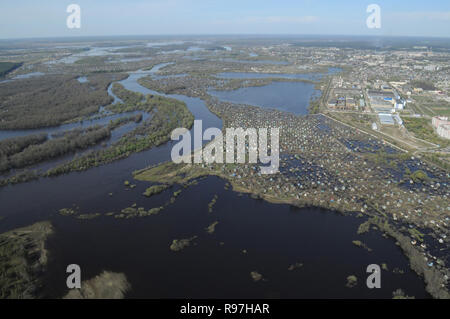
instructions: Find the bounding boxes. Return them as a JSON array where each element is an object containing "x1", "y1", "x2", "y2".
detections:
[{"x1": 0, "y1": 221, "x2": 53, "y2": 298}]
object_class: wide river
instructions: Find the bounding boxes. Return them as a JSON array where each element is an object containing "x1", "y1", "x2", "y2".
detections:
[{"x1": 0, "y1": 64, "x2": 429, "y2": 298}]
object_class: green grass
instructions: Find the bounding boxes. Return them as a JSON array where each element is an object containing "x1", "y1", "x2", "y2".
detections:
[
  {"x1": 410, "y1": 95, "x2": 450, "y2": 117},
  {"x1": 143, "y1": 184, "x2": 169, "y2": 197},
  {"x1": 0, "y1": 62, "x2": 22, "y2": 77},
  {"x1": 408, "y1": 228, "x2": 425, "y2": 242},
  {"x1": 74, "y1": 56, "x2": 107, "y2": 65},
  {"x1": 46, "y1": 92, "x2": 194, "y2": 177},
  {"x1": 403, "y1": 117, "x2": 450, "y2": 147},
  {"x1": 205, "y1": 221, "x2": 219, "y2": 234},
  {"x1": 0, "y1": 221, "x2": 53, "y2": 298},
  {"x1": 134, "y1": 162, "x2": 210, "y2": 185}
]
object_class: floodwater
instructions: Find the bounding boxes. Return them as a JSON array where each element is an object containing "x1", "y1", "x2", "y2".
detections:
[
  {"x1": 0, "y1": 72, "x2": 45, "y2": 84},
  {"x1": 0, "y1": 110, "x2": 150, "y2": 141},
  {"x1": 0, "y1": 63, "x2": 429, "y2": 299},
  {"x1": 209, "y1": 68, "x2": 342, "y2": 115},
  {"x1": 41, "y1": 176, "x2": 429, "y2": 299},
  {"x1": 76, "y1": 76, "x2": 89, "y2": 83},
  {"x1": 209, "y1": 81, "x2": 321, "y2": 115}
]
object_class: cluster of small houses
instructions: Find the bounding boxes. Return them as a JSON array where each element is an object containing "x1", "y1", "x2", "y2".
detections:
[
  {"x1": 200, "y1": 105, "x2": 449, "y2": 264},
  {"x1": 154, "y1": 59, "x2": 449, "y2": 276}
]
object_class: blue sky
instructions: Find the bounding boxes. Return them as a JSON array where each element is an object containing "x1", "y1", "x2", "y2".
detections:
[{"x1": 0, "y1": 0, "x2": 449, "y2": 39}]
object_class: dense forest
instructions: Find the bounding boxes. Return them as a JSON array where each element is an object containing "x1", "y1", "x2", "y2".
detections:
[
  {"x1": 112, "y1": 82, "x2": 144, "y2": 105},
  {"x1": 0, "y1": 126, "x2": 110, "y2": 174},
  {"x1": 0, "y1": 73, "x2": 127, "y2": 129},
  {"x1": 106, "y1": 82, "x2": 148, "y2": 113},
  {"x1": 0, "y1": 62, "x2": 22, "y2": 77},
  {"x1": 46, "y1": 93, "x2": 193, "y2": 176},
  {"x1": 0, "y1": 81, "x2": 191, "y2": 184},
  {"x1": 0, "y1": 134, "x2": 47, "y2": 157},
  {"x1": 410, "y1": 80, "x2": 437, "y2": 91},
  {"x1": 0, "y1": 112, "x2": 143, "y2": 180}
]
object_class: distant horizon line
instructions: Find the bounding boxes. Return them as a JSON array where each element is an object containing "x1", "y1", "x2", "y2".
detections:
[{"x1": 1, "y1": 33, "x2": 450, "y2": 41}]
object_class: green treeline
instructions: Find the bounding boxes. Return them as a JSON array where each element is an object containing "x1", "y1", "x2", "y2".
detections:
[
  {"x1": 106, "y1": 82, "x2": 152, "y2": 114},
  {"x1": 112, "y1": 82, "x2": 144, "y2": 105},
  {"x1": 0, "y1": 84, "x2": 193, "y2": 183},
  {"x1": 410, "y1": 80, "x2": 436, "y2": 91},
  {"x1": 0, "y1": 113, "x2": 143, "y2": 176},
  {"x1": 0, "y1": 134, "x2": 48, "y2": 157},
  {"x1": 46, "y1": 94, "x2": 194, "y2": 176},
  {"x1": 0, "y1": 221, "x2": 53, "y2": 298},
  {"x1": 0, "y1": 62, "x2": 23, "y2": 77},
  {"x1": 108, "y1": 113, "x2": 143, "y2": 130},
  {"x1": 0, "y1": 126, "x2": 110, "y2": 174},
  {"x1": 403, "y1": 117, "x2": 449, "y2": 147},
  {"x1": 143, "y1": 184, "x2": 170, "y2": 197}
]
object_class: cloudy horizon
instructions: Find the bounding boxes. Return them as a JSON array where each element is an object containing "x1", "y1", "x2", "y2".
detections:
[{"x1": 1, "y1": 0, "x2": 449, "y2": 39}]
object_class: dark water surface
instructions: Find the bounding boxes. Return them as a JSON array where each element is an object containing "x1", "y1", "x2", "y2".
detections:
[
  {"x1": 209, "y1": 81, "x2": 321, "y2": 115},
  {"x1": 0, "y1": 63, "x2": 221, "y2": 229},
  {"x1": 0, "y1": 64, "x2": 429, "y2": 298},
  {"x1": 41, "y1": 176, "x2": 428, "y2": 298}
]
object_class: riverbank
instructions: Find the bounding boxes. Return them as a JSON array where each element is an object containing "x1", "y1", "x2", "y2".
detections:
[
  {"x1": 0, "y1": 221, "x2": 53, "y2": 298},
  {"x1": 134, "y1": 159, "x2": 449, "y2": 299}
]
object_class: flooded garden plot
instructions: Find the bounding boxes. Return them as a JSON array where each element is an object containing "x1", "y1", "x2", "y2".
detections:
[
  {"x1": 0, "y1": 39, "x2": 448, "y2": 299},
  {"x1": 132, "y1": 101, "x2": 449, "y2": 297}
]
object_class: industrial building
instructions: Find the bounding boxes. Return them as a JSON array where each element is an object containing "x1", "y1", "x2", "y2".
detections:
[
  {"x1": 378, "y1": 113, "x2": 395, "y2": 125},
  {"x1": 437, "y1": 124, "x2": 450, "y2": 139},
  {"x1": 432, "y1": 116, "x2": 450, "y2": 139},
  {"x1": 327, "y1": 88, "x2": 364, "y2": 111},
  {"x1": 368, "y1": 90, "x2": 396, "y2": 110}
]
